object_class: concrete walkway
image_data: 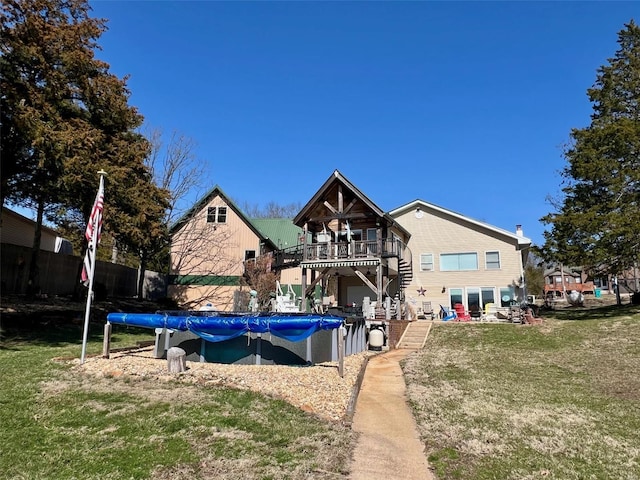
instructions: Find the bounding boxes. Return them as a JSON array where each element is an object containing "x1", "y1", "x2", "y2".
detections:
[{"x1": 349, "y1": 348, "x2": 434, "y2": 480}]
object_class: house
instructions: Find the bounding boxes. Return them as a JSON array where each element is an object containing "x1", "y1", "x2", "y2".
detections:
[
  {"x1": 168, "y1": 185, "x2": 281, "y2": 310},
  {"x1": 389, "y1": 200, "x2": 531, "y2": 317},
  {"x1": 170, "y1": 172, "x2": 535, "y2": 321},
  {"x1": 289, "y1": 170, "x2": 413, "y2": 317},
  {"x1": 1, "y1": 207, "x2": 72, "y2": 253},
  {"x1": 543, "y1": 266, "x2": 596, "y2": 298},
  {"x1": 542, "y1": 264, "x2": 639, "y2": 298}
]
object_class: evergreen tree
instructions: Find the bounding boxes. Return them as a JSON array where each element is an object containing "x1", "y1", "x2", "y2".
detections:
[
  {"x1": 540, "y1": 21, "x2": 640, "y2": 282},
  {"x1": 0, "y1": 0, "x2": 169, "y2": 294}
]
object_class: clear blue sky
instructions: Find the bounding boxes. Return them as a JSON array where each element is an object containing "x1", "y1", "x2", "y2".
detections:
[{"x1": 87, "y1": 1, "x2": 637, "y2": 246}]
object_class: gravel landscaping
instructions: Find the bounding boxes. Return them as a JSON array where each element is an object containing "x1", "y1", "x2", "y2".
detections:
[{"x1": 73, "y1": 346, "x2": 372, "y2": 423}]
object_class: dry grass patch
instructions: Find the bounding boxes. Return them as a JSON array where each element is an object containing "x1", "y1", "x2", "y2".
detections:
[{"x1": 404, "y1": 307, "x2": 640, "y2": 480}]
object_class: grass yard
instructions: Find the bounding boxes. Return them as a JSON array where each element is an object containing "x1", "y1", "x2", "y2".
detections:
[
  {"x1": 404, "y1": 303, "x2": 640, "y2": 480},
  {"x1": 0, "y1": 321, "x2": 353, "y2": 480}
]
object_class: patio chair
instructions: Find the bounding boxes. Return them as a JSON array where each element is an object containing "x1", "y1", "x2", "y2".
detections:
[
  {"x1": 481, "y1": 302, "x2": 498, "y2": 322},
  {"x1": 453, "y1": 303, "x2": 471, "y2": 322},
  {"x1": 439, "y1": 305, "x2": 457, "y2": 322},
  {"x1": 422, "y1": 301, "x2": 435, "y2": 320},
  {"x1": 469, "y1": 304, "x2": 482, "y2": 321},
  {"x1": 509, "y1": 305, "x2": 523, "y2": 324},
  {"x1": 523, "y1": 307, "x2": 543, "y2": 325}
]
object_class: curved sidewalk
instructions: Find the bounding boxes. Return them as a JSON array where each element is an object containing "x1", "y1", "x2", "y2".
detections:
[{"x1": 349, "y1": 348, "x2": 434, "y2": 480}]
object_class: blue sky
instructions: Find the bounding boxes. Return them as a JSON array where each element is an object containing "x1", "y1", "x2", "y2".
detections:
[{"x1": 85, "y1": 1, "x2": 636, "y2": 246}]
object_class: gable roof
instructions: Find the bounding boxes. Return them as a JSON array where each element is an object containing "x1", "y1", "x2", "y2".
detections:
[
  {"x1": 389, "y1": 199, "x2": 532, "y2": 248},
  {"x1": 293, "y1": 169, "x2": 411, "y2": 237},
  {"x1": 170, "y1": 185, "x2": 277, "y2": 250},
  {"x1": 251, "y1": 218, "x2": 302, "y2": 250}
]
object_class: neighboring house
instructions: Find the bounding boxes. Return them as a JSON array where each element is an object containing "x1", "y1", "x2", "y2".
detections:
[
  {"x1": 389, "y1": 200, "x2": 531, "y2": 316},
  {"x1": 543, "y1": 267, "x2": 596, "y2": 297},
  {"x1": 0, "y1": 207, "x2": 72, "y2": 253},
  {"x1": 542, "y1": 264, "x2": 639, "y2": 297},
  {"x1": 168, "y1": 186, "x2": 280, "y2": 310}
]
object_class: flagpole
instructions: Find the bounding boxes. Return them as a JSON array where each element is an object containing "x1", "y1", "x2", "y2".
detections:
[{"x1": 80, "y1": 170, "x2": 107, "y2": 364}]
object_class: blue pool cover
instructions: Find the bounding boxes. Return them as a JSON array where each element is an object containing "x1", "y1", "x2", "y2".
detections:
[{"x1": 106, "y1": 311, "x2": 344, "y2": 343}]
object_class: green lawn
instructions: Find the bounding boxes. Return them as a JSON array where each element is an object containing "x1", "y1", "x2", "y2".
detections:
[
  {"x1": 404, "y1": 303, "x2": 640, "y2": 480},
  {"x1": 0, "y1": 322, "x2": 352, "y2": 480},
  {"x1": 3, "y1": 303, "x2": 639, "y2": 479}
]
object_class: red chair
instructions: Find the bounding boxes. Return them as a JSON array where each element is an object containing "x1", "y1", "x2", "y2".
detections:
[{"x1": 453, "y1": 303, "x2": 471, "y2": 322}]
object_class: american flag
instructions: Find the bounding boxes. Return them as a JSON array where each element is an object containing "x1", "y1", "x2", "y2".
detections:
[{"x1": 81, "y1": 175, "x2": 105, "y2": 286}]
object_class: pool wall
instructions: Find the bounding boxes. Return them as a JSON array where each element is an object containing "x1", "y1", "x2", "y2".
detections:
[{"x1": 154, "y1": 317, "x2": 367, "y2": 365}]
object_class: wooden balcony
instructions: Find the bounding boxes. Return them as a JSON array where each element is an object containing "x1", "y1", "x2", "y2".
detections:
[
  {"x1": 272, "y1": 238, "x2": 411, "y2": 270},
  {"x1": 544, "y1": 281, "x2": 596, "y2": 295}
]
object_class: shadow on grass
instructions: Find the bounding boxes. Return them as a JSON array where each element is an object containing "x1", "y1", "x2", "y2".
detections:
[
  {"x1": 544, "y1": 303, "x2": 640, "y2": 321},
  {"x1": 0, "y1": 316, "x2": 152, "y2": 350},
  {"x1": 1, "y1": 320, "x2": 95, "y2": 349}
]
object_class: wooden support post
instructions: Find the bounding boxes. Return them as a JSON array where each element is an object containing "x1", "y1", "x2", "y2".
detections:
[
  {"x1": 102, "y1": 322, "x2": 112, "y2": 358},
  {"x1": 338, "y1": 326, "x2": 345, "y2": 378}
]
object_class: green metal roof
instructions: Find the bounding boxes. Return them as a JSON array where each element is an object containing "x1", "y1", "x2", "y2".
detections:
[{"x1": 250, "y1": 218, "x2": 302, "y2": 250}]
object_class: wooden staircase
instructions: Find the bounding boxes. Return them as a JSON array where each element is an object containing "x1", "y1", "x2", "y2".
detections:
[{"x1": 397, "y1": 321, "x2": 432, "y2": 349}]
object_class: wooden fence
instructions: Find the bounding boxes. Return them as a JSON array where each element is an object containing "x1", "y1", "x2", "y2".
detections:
[{"x1": 1, "y1": 243, "x2": 166, "y2": 299}]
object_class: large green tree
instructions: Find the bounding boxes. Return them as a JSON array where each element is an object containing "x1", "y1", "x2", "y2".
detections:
[
  {"x1": 540, "y1": 21, "x2": 640, "y2": 286},
  {"x1": 1, "y1": 0, "x2": 169, "y2": 294}
]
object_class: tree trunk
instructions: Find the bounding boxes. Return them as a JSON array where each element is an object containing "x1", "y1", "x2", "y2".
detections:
[
  {"x1": 137, "y1": 252, "x2": 147, "y2": 300},
  {"x1": 27, "y1": 197, "x2": 44, "y2": 295}
]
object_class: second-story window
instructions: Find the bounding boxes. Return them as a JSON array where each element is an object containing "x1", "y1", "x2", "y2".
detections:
[
  {"x1": 440, "y1": 252, "x2": 478, "y2": 271},
  {"x1": 485, "y1": 251, "x2": 500, "y2": 269},
  {"x1": 420, "y1": 253, "x2": 434, "y2": 271},
  {"x1": 207, "y1": 206, "x2": 227, "y2": 224}
]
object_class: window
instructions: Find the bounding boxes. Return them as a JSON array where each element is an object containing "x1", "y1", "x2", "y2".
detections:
[
  {"x1": 467, "y1": 287, "x2": 480, "y2": 311},
  {"x1": 207, "y1": 206, "x2": 227, "y2": 224},
  {"x1": 594, "y1": 277, "x2": 609, "y2": 289},
  {"x1": 337, "y1": 229, "x2": 362, "y2": 242},
  {"x1": 500, "y1": 287, "x2": 514, "y2": 307},
  {"x1": 449, "y1": 288, "x2": 463, "y2": 309},
  {"x1": 244, "y1": 250, "x2": 256, "y2": 261},
  {"x1": 485, "y1": 251, "x2": 500, "y2": 269},
  {"x1": 420, "y1": 254, "x2": 434, "y2": 271},
  {"x1": 366, "y1": 228, "x2": 378, "y2": 254},
  {"x1": 440, "y1": 253, "x2": 478, "y2": 271},
  {"x1": 481, "y1": 287, "x2": 495, "y2": 307}
]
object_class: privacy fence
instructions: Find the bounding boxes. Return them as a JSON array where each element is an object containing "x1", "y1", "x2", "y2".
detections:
[{"x1": 1, "y1": 243, "x2": 166, "y2": 300}]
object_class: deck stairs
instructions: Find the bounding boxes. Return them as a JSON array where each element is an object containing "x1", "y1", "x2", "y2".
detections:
[{"x1": 397, "y1": 321, "x2": 432, "y2": 349}]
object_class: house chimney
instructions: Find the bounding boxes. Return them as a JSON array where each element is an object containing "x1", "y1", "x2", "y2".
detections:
[{"x1": 516, "y1": 225, "x2": 523, "y2": 237}]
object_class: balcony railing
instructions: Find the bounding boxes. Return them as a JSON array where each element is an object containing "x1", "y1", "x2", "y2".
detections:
[
  {"x1": 271, "y1": 237, "x2": 412, "y2": 272},
  {"x1": 544, "y1": 281, "x2": 595, "y2": 294},
  {"x1": 303, "y1": 238, "x2": 409, "y2": 262}
]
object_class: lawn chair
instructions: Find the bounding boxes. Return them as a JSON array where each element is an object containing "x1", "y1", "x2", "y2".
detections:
[
  {"x1": 509, "y1": 305, "x2": 523, "y2": 324},
  {"x1": 439, "y1": 305, "x2": 456, "y2": 321},
  {"x1": 469, "y1": 304, "x2": 482, "y2": 321},
  {"x1": 454, "y1": 303, "x2": 471, "y2": 322},
  {"x1": 523, "y1": 307, "x2": 543, "y2": 325},
  {"x1": 422, "y1": 301, "x2": 435, "y2": 320},
  {"x1": 481, "y1": 302, "x2": 498, "y2": 322}
]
